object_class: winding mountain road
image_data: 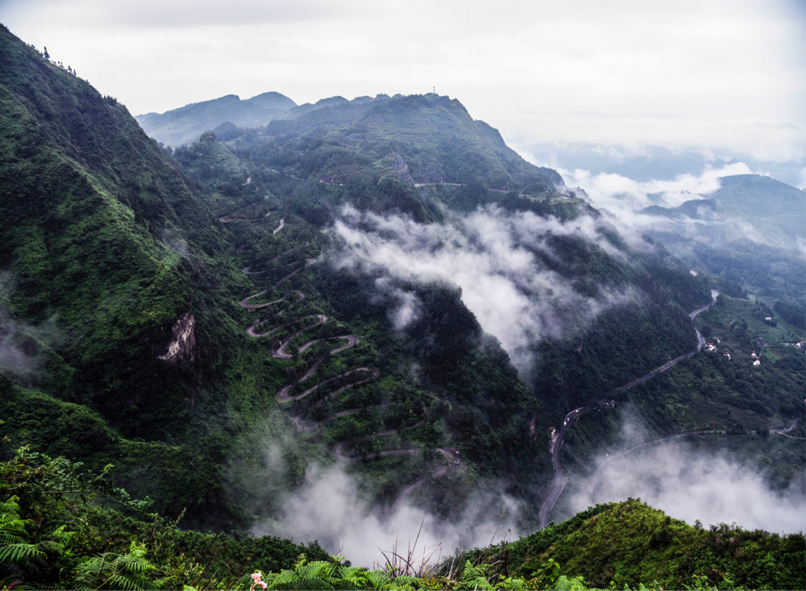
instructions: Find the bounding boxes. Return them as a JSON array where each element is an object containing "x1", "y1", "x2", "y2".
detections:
[
  {"x1": 276, "y1": 367, "x2": 377, "y2": 403},
  {"x1": 538, "y1": 291, "x2": 720, "y2": 528},
  {"x1": 233, "y1": 235, "x2": 458, "y2": 507}
]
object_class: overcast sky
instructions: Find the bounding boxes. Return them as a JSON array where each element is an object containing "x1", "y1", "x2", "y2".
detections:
[{"x1": 2, "y1": 0, "x2": 804, "y2": 175}]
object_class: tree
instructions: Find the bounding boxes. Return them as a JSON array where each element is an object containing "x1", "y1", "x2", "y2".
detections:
[{"x1": 43, "y1": 46, "x2": 49, "y2": 60}]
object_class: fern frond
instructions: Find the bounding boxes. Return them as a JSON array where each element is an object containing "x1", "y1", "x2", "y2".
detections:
[
  {"x1": 296, "y1": 560, "x2": 336, "y2": 581},
  {"x1": 0, "y1": 543, "x2": 46, "y2": 563},
  {"x1": 337, "y1": 566, "x2": 373, "y2": 589},
  {"x1": 0, "y1": 497, "x2": 22, "y2": 515},
  {"x1": 122, "y1": 558, "x2": 156, "y2": 574},
  {"x1": 37, "y1": 539, "x2": 64, "y2": 555},
  {"x1": 0, "y1": 532, "x2": 26, "y2": 546},
  {"x1": 109, "y1": 572, "x2": 156, "y2": 590},
  {"x1": 364, "y1": 569, "x2": 393, "y2": 590},
  {"x1": 266, "y1": 569, "x2": 299, "y2": 589},
  {"x1": 288, "y1": 576, "x2": 336, "y2": 590}
]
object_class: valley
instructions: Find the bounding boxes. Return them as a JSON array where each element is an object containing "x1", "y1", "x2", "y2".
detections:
[{"x1": 0, "y1": 21, "x2": 804, "y2": 590}]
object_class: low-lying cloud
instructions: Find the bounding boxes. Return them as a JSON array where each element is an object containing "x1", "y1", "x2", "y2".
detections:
[
  {"x1": 568, "y1": 416, "x2": 806, "y2": 534},
  {"x1": 544, "y1": 162, "x2": 806, "y2": 253},
  {"x1": 254, "y1": 463, "x2": 521, "y2": 569},
  {"x1": 330, "y1": 204, "x2": 638, "y2": 375},
  {"x1": 0, "y1": 273, "x2": 60, "y2": 383},
  {"x1": 566, "y1": 161, "x2": 754, "y2": 213}
]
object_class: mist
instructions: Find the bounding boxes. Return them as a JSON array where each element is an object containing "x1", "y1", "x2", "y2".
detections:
[
  {"x1": 253, "y1": 463, "x2": 521, "y2": 569},
  {"x1": 0, "y1": 273, "x2": 60, "y2": 383},
  {"x1": 330, "y1": 204, "x2": 638, "y2": 374},
  {"x1": 568, "y1": 415, "x2": 806, "y2": 534},
  {"x1": 562, "y1": 161, "x2": 754, "y2": 213}
]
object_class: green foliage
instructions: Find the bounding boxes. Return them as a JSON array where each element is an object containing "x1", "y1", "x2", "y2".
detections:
[
  {"x1": 773, "y1": 300, "x2": 806, "y2": 330},
  {"x1": 74, "y1": 540, "x2": 157, "y2": 590},
  {"x1": 0, "y1": 448, "x2": 329, "y2": 589},
  {"x1": 2, "y1": 26, "x2": 802, "y2": 590},
  {"x1": 477, "y1": 499, "x2": 805, "y2": 590}
]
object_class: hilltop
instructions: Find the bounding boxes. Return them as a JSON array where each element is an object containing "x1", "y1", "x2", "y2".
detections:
[{"x1": 136, "y1": 91, "x2": 297, "y2": 147}]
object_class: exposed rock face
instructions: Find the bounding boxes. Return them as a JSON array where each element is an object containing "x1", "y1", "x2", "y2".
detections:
[
  {"x1": 390, "y1": 153, "x2": 414, "y2": 184},
  {"x1": 158, "y1": 311, "x2": 196, "y2": 364}
]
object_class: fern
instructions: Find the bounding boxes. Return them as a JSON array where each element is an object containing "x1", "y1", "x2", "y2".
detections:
[
  {"x1": 74, "y1": 541, "x2": 157, "y2": 590},
  {"x1": 0, "y1": 543, "x2": 46, "y2": 564}
]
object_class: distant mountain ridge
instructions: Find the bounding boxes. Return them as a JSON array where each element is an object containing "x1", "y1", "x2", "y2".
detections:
[
  {"x1": 640, "y1": 174, "x2": 805, "y2": 244},
  {"x1": 713, "y1": 174, "x2": 805, "y2": 219},
  {"x1": 135, "y1": 91, "x2": 297, "y2": 147}
]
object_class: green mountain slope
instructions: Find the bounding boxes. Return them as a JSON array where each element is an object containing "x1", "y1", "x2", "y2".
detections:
[
  {"x1": 713, "y1": 174, "x2": 805, "y2": 226},
  {"x1": 136, "y1": 91, "x2": 297, "y2": 148},
  {"x1": 478, "y1": 499, "x2": 805, "y2": 590},
  {"x1": 0, "y1": 25, "x2": 544, "y2": 523},
  {"x1": 0, "y1": 24, "x2": 219, "y2": 408},
  {"x1": 638, "y1": 177, "x2": 806, "y2": 302},
  {"x1": 0, "y1": 24, "x2": 251, "y2": 516},
  {"x1": 228, "y1": 93, "x2": 564, "y2": 193},
  {"x1": 4, "y1": 450, "x2": 803, "y2": 590}
]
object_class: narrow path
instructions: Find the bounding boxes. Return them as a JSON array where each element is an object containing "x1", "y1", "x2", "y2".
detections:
[
  {"x1": 269, "y1": 315, "x2": 329, "y2": 356},
  {"x1": 310, "y1": 369, "x2": 381, "y2": 408},
  {"x1": 248, "y1": 314, "x2": 321, "y2": 339},
  {"x1": 275, "y1": 367, "x2": 377, "y2": 403},
  {"x1": 219, "y1": 204, "x2": 271, "y2": 223},
  {"x1": 320, "y1": 403, "x2": 390, "y2": 422},
  {"x1": 539, "y1": 291, "x2": 720, "y2": 528},
  {"x1": 771, "y1": 416, "x2": 801, "y2": 434}
]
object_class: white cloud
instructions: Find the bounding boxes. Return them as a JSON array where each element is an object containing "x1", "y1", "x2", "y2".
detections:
[
  {"x1": 254, "y1": 464, "x2": 521, "y2": 569},
  {"x1": 570, "y1": 440, "x2": 806, "y2": 534},
  {"x1": 331, "y1": 205, "x2": 637, "y2": 374},
  {"x1": 3, "y1": 0, "x2": 803, "y2": 164},
  {"x1": 562, "y1": 162, "x2": 754, "y2": 212}
]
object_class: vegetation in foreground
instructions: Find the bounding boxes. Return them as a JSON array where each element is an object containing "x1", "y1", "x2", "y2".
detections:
[{"x1": 1, "y1": 444, "x2": 803, "y2": 590}]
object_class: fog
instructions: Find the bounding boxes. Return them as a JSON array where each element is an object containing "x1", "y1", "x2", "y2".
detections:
[
  {"x1": 331, "y1": 204, "x2": 638, "y2": 375},
  {"x1": 0, "y1": 273, "x2": 60, "y2": 383},
  {"x1": 570, "y1": 439, "x2": 806, "y2": 534},
  {"x1": 540, "y1": 161, "x2": 806, "y2": 255},
  {"x1": 561, "y1": 161, "x2": 754, "y2": 213},
  {"x1": 253, "y1": 463, "x2": 521, "y2": 569}
]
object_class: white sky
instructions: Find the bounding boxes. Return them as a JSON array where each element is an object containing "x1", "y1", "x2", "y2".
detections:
[{"x1": 2, "y1": 0, "x2": 804, "y2": 165}]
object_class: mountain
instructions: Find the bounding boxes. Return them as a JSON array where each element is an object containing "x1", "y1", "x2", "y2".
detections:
[
  {"x1": 638, "y1": 176, "x2": 806, "y2": 300},
  {"x1": 713, "y1": 174, "x2": 806, "y2": 218},
  {"x1": 0, "y1": 22, "x2": 253, "y2": 517},
  {"x1": 710, "y1": 174, "x2": 806, "y2": 240},
  {"x1": 642, "y1": 174, "x2": 805, "y2": 244},
  {"x1": 218, "y1": 92, "x2": 566, "y2": 193},
  {"x1": 641, "y1": 198, "x2": 796, "y2": 249},
  {"x1": 475, "y1": 498, "x2": 806, "y2": 590},
  {"x1": 3, "y1": 451, "x2": 804, "y2": 591},
  {"x1": 135, "y1": 91, "x2": 297, "y2": 148},
  {"x1": 1, "y1": 23, "x2": 804, "y2": 581}
]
